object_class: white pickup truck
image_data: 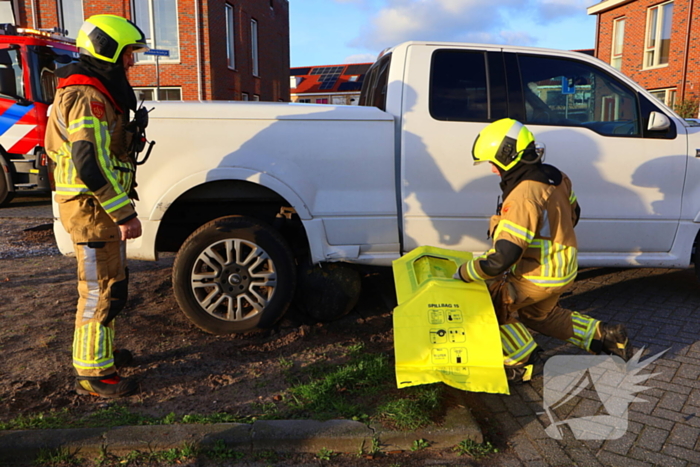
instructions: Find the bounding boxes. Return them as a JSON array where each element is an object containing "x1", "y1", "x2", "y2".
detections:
[{"x1": 55, "y1": 41, "x2": 700, "y2": 334}]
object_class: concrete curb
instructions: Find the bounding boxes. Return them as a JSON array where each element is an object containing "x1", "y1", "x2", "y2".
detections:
[{"x1": 0, "y1": 406, "x2": 481, "y2": 463}]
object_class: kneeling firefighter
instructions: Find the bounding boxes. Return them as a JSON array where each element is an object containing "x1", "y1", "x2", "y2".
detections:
[
  {"x1": 454, "y1": 118, "x2": 632, "y2": 384},
  {"x1": 45, "y1": 15, "x2": 150, "y2": 398}
]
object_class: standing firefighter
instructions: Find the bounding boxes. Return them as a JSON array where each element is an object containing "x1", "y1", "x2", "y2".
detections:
[
  {"x1": 45, "y1": 15, "x2": 149, "y2": 398},
  {"x1": 454, "y1": 118, "x2": 632, "y2": 384}
]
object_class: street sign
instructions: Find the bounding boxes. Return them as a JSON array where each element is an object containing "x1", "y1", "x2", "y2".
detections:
[{"x1": 144, "y1": 49, "x2": 170, "y2": 57}]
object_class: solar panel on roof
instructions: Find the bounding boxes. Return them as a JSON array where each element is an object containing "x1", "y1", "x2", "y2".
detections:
[
  {"x1": 311, "y1": 66, "x2": 343, "y2": 75},
  {"x1": 290, "y1": 67, "x2": 311, "y2": 76},
  {"x1": 338, "y1": 82, "x2": 362, "y2": 91},
  {"x1": 319, "y1": 73, "x2": 341, "y2": 90},
  {"x1": 344, "y1": 64, "x2": 371, "y2": 75}
]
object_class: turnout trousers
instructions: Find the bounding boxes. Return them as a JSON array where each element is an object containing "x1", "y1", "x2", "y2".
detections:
[
  {"x1": 59, "y1": 197, "x2": 128, "y2": 379},
  {"x1": 489, "y1": 273, "x2": 599, "y2": 368}
]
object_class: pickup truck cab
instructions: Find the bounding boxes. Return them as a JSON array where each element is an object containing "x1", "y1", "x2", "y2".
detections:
[{"x1": 54, "y1": 41, "x2": 700, "y2": 334}]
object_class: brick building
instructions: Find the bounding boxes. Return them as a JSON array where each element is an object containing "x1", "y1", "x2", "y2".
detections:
[
  {"x1": 290, "y1": 63, "x2": 371, "y2": 105},
  {"x1": 587, "y1": 0, "x2": 698, "y2": 113},
  {"x1": 8, "y1": 0, "x2": 290, "y2": 102}
]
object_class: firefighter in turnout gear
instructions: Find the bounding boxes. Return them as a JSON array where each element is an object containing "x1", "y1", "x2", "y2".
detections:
[
  {"x1": 45, "y1": 15, "x2": 149, "y2": 398},
  {"x1": 454, "y1": 119, "x2": 632, "y2": 384}
]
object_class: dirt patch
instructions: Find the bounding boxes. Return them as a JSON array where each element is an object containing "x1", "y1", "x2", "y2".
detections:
[{"x1": 0, "y1": 218, "x2": 426, "y2": 424}]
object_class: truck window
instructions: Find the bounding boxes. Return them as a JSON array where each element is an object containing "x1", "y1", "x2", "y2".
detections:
[
  {"x1": 516, "y1": 54, "x2": 640, "y2": 137},
  {"x1": 29, "y1": 46, "x2": 77, "y2": 104},
  {"x1": 429, "y1": 50, "x2": 489, "y2": 122},
  {"x1": 359, "y1": 53, "x2": 391, "y2": 110},
  {"x1": 0, "y1": 47, "x2": 24, "y2": 101}
]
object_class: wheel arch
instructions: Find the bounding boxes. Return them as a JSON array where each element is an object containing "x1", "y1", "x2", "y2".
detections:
[
  {"x1": 147, "y1": 169, "x2": 311, "y2": 221},
  {"x1": 154, "y1": 176, "x2": 311, "y2": 258}
]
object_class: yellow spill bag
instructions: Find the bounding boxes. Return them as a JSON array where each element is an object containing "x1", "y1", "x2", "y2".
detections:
[{"x1": 392, "y1": 246, "x2": 509, "y2": 394}]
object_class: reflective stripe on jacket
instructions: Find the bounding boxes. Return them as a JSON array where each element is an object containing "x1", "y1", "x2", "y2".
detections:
[
  {"x1": 45, "y1": 78, "x2": 136, "y2": 225},
  {"x1": 461, "y1": 172, "x2": 580, "y2": 288}
]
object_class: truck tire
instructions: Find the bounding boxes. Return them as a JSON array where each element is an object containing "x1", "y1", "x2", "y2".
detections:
[
  {"x1": 172, "y1": 215, "x2": 297, "y2": 334},
  {"x1": 0, "y1": 165, "x2": 14, "y2": 207},
  {"x1": 295, "y1": 262, "x2": 361, "y2": 322}
]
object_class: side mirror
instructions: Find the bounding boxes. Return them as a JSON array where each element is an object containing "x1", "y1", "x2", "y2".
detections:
[{"x1": 647, "y1": 111, "x2": 671, "y2": 131}]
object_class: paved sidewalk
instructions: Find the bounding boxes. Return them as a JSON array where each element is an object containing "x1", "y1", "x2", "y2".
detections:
[{"x1": 472, "y1": 267, "x2": 700, "y2": 466}]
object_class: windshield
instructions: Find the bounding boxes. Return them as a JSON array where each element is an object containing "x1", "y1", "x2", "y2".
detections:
[
  {"x1": 28, "y1": 45, "x2": 78, "y2": 104},
  {"x1": 0, "y1": 46, "x2": 25, "y2": 101}
]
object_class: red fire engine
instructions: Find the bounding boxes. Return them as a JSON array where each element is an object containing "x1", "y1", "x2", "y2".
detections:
[{"x1": 0, "y1": 23, "x2": 77, "y2": 206}]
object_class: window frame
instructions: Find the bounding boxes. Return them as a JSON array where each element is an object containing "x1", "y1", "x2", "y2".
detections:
[
  {"x1": 225, "y1": 3, "x2": 236, "y2": 70},
  {"x1": 649, "y1": 87, "x2": 676, "y2": 108},
  {"x1": 250, "y1": 18, "x2": 259, "y2": 77},
  {"x1": 132, "y1": 0, "x2": 181, "y2": 64},
  {"x1": 611, "y1": 17, "x2": 625, "y2": 70},
  {"x1": 644, "y1": 1, "x2": 673, "y2": 69},
  {"x1": 133, "y1": 86, "x2": 182, "y2": 101},
  {"x1": 58, "y1": 0, "x2": 84, "y2": 38}
]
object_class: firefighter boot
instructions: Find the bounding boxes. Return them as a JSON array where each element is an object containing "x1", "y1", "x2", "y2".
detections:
[
  {"x1": 113, "y1": 349, "x2": 133, "y2": 368},
  {"x1": 505, "y1": 348, "x2": 544, "y2": 385},
  {"x1": 591, "y1": 323, "x2": 633, "y2": 362},
  {"x1": 75, "y1": 375, "x2": 138, "y2": 398}
]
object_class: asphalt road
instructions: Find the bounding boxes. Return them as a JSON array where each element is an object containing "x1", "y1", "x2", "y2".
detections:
[{"x1": 0, "y1": 193, "x2": 53, "y2": 219}]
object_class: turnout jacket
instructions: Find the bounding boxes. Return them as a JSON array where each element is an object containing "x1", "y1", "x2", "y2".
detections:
[
  {"x1": 45, "y1": 75, "x2": 136, "y2": 233},
  {"x1": 458, "y1": 172, "x2": 580, "y2": 288}
]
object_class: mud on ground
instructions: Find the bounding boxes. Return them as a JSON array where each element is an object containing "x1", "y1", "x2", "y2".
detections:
[{"x1": 0, "y1": 217, "x2": 410, "y2": 425}]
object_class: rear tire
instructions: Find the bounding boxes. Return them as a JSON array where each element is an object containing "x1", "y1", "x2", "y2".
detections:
[
  {"x1": 173, "y1": 215, "x2": 296, "y2": 334},
  {"x1": 0, "y1": 168, "x2": 14, "y2": 207}
]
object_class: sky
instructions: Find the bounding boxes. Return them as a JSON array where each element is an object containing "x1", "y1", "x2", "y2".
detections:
[{"x1": 289, "y1": 0, "x2": 599, "y2": 67}]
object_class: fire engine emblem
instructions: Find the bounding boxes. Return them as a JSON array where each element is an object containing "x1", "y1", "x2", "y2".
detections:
[{"x1": 90, "y1": 101, "x2": 105, "y2": 119}]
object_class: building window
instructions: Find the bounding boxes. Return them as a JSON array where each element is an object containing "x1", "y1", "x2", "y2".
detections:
[
  {"x1": 644, "y1": 1, "x2": 673, "y2": 68},
  {"x1": 134, "y1": 87, "x2": 182, "y2": 101},
  {"x1": 316, "y1": 98, "x2": 328, "y2": 104},
  {"x1": 225, "y1": 4, "x2": 235, "y2": 69},
  {"x1": 649, "y1": 88, "x2": 676, "y2": 108},
  {"x1": 253, "y1": 94, "x2": 260, "y2": 101},
  {"x1": 298, "y1": 98, "x2": 311, "y2": 103},
  {"x1": 132, "y1": 0, "x2": 180, "y2": 62},
  {"x1": 58, "y1": 0, "x2": 83, "y2": 38},
  {"x1": 250, "y1": 19, "x2": 259, "y2": 77},
  {"x1": 242, "y1": 92, "x2": 249, "y2": 101},
  {"x1": 611, "y1": 17, "x2": 625, "y2": 70}
]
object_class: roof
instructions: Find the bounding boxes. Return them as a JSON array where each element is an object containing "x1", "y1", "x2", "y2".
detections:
[
  {"x1": 587, "y1": 0, "x2": 635, "y2": 15},
  {"x1": 290, "y1": 63, "x2": 372, "y2": 94}
]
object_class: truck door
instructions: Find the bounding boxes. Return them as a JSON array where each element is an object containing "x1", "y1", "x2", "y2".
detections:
[
  {"x1": 509, "y1": 52, "x2": 685, "y2": 255},
  {"x1": 400, "y1": 44, "x2": 507, "y2": 254}
]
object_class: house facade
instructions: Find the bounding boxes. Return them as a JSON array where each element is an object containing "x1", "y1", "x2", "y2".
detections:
[
  {"x1": 587, "y1": 0, "x2": 699, "y2": 113},
  {"x1": 9, "y1": 0, "x2": 290, "y2": 101},
  {"x1": 290, "y1": 63, "x2": 371, "y2": 105}
]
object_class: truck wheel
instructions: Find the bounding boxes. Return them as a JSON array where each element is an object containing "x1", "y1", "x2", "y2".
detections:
[
  {"x1": 173, "y1": 216, "x2": 296, "y2": 334},
  {"x1": 0, "y1": 169, "x2": 14, "y2": 206},
  {"x1": 295, "y1": 262, "x2": 361, "y2": 322}
]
